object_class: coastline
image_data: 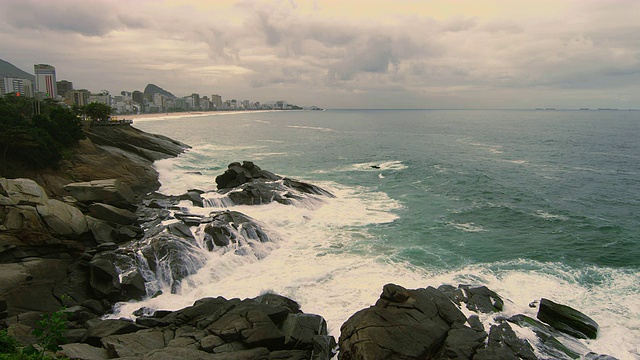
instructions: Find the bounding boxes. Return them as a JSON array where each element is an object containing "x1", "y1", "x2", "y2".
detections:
[{"x1": 125, "y1": 109, "x2": 284, "y2": 122}]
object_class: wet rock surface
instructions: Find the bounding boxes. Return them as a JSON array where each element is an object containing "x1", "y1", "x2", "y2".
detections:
[
  {"x1": 339, "y1": 283, "x2": 613, "y2": 360},
  {"x1": 54, "y1": 295, "x2": 335, "y2": 360},
  {"x1": 212, "y1": 161, "x2": 334, "y2": 207}
]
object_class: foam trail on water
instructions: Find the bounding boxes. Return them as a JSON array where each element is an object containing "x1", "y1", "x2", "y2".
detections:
[{"x1": 117, "y1": 157, "x2": 640, "y2": 359}]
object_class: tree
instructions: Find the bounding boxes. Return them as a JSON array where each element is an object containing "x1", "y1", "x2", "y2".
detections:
[
  {"x1": 0, "y1": 94, "x2": 83, "y2": 173},
  {"x1": 84, "y1": 102, "x2": 112, "y2": 122}
]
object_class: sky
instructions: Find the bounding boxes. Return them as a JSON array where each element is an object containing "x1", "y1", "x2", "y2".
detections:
[{"x1": 1, "y1": 0, "x2": 640, "y2": 109}]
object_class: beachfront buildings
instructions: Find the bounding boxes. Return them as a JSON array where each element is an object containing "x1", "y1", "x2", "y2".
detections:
[
  {"x1": 211, "y1": 94, "x2": 222, "y2": 109},
  {"x1": 34, "y1": 64, "x2": 57, "y2": 98},
  {"x1": 0, "y1": 77, "x2": 33, "y2": 97},
  {"x1": 56, "y1": 80, "x2": 73, "y2": 99}
]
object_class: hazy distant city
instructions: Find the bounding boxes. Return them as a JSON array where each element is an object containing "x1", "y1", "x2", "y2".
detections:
[{"x1": 0, "y1": 61, "x2": 321, "y2": 114}]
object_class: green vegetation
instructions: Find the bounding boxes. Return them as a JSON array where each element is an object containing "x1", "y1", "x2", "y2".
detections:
[
  {"x1": 83, "y1": 102, "x2": 112, "y2": 122},
  {"x1": 0, "y1": 331, "x2": 21, "y2": 354},
  {"x1": 0, "y1": 296, "x2": 71, "y2": 359},
  {"x1": 0, "y1": 94, "x2": 85, "y2": 173}
]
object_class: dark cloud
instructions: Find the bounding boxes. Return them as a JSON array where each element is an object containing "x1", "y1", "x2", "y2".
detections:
[
  {"x1": 1, "y1": 0, "x2": 149, "y2": 36},
  {"x1": 2, "y1": 0, "x2": 640, "y2": 108}
]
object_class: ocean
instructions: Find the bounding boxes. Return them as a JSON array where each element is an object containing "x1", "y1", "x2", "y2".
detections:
[{"x1": 118, "y1": 109, "x2": 639, "y2": 358}]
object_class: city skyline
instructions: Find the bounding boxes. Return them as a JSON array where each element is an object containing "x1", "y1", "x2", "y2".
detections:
[{"x1": 1, "y1": 0, "x2": 640, "y2": 109}]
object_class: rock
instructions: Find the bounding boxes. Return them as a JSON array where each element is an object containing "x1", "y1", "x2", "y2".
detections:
[
  {"x1": 138, "y1": 233, "x2": 207, "y2": 293},
  {"x1": 66, "y1": 305, "x2": 98, "y2": 324},
  {"x1": 202, "y1": 211, "x2": 271, "y2": 251},
  {"x1": 443, "y1": 325, "x2": 487, "y2": 359},
  {"x1": 121, "y1": 270, "x2": 147, "y2": 300},
  {"x1": 144, "y1": 347, "x2": 270, "y2": 359},
  {"x1": 59, "y1": 343, "x2": 110, "y2": 360},
  {"x1": 508, "y1": 314, "x2": 586, "y2": 359},
  {"x1": 82, "y1": 319, "x2": 143, "y2": 347},
  {"x1": 199, "y1": 334, "x2": 225, "y2": 352},
  {"x1": 35, "y1": 199, "x2": 89, "y2": 236},
  {"x1": 0, "y1": 259, "x2": 72, "y2": 314},
  {"x1": 0, "y1": 178, "x2": 48, "y2": 205},
  {"x1": 53, "y1": 268, "x2": 94, "y2": 307},
  {"x1": 88, "y1": 203, "x2": 138, "y2": 225},
  {"x1": 63, "y1": 329, "x2": 88, "y2": 344},
  {"x1": 467, "y1": 315, "x2": 484, "y2": 333},
  {"x1": 339, "y1": 283, "x2": 466, "y2": 360},
  {"x1": 96, "y1": 242, "x2": 118, "y2": 252},
  {"x1": 1, "y1": 205, "x2": 48, "y2": 233},
  {"x1": 461, "y1": 285, "x2": 504, "y2": 313},
  {"x1": 102, "y1": 329, "x2": 166, "y2": 358},
  {"x1": 86, "y1": 216, "x2": 118, "y2": 244},
  {"x1": 240, "y1": 309, "x2": 285, "y2": 349},
  {"x1": 162, "y1": 296, "x2": 231, "y2": 326},
  {"x1": 214, "y1": 162, "x2": 334, "y2": 206},
  {"x1": 186, "y1": 190, "x2": 204, "y2": 207},
  {"x1": 63, "y1": 179, "x2": 135, "y2": 208},
  {"x1": 583, "y1": 352, "x2": 620, "y2": 360},
  {"x1": 281, "y1": 313, "x2": 327, "y2": 349},
  {"x1": 89, "y1": 258, "x2": 121, "y2": 300},
  {"x1": 254, "y1": 293, "x2": 302, "y2": 314},
  {"x1": 537, "y1": 298, "x2": 599, "y2": 339},
  {"x1": 473, "y1": 322, "x2": 537, "y2": 360},
  {"x1": 6, "y1": 323, "x2": 38, "y2": 346}
]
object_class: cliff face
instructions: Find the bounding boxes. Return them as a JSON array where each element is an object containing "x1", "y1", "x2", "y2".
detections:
[{"x1": 23, "y1": 125, "x2": 189, "y2": 198}]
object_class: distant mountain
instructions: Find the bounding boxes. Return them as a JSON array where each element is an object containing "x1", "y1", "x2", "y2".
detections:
[
  {"x1": 0, "y1": 59, "x2": 35, "y2": 82},
  {"x1": 143, "y1": 84, "x2": 176, "y2": 99}
]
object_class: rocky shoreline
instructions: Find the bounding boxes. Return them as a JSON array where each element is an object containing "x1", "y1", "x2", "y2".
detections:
[{"x1": 0, "y1": 125, "x2": 618, "y2": 359}]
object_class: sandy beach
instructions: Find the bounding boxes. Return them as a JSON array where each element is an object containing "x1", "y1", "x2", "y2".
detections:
[{"x1": 124, "y1": 110, "x2": 282, "y2": 123}]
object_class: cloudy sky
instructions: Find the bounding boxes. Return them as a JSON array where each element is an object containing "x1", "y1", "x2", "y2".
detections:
[{"x1": 2, "y1": 0, "x2": 639, "y2": 109}]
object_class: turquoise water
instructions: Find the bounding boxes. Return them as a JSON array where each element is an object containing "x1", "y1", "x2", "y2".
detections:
[{"x1": 131, "y1": 110, "x2": 639, "y2": 358}]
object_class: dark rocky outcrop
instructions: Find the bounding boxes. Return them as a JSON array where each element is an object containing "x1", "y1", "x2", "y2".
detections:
[
  {"x1": 63, "y1": 179, "x2": 135, "y2": 209},
  {"x1": 211, "y1": 162, "x2": 334, "y2": 207},
  {"x1": 55, "y1": 295, "x2": 335, "y2": 360},
  {"x1": 537, "y1": 298, "x2": 599, "y2": 339},
  {"x1": 339, "y1": 283, "x2": 614, "y2": 360},
  {"x1": 339, "y1": 283, "x2": 470, "y2": 359}
]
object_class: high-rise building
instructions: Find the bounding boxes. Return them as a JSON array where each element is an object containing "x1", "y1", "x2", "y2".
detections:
[
  {"x1": 191, "y1": 93, "x2": 200, "y2": 109},
  {"x1": 1, "y1": 77, "x2": 33, "y2": 97},
  {"x1": 34, "y1": 64, "x2": 57, "y2": 98},
  {"x1": 66, "y1": 89, "x2": 90, "y2": 106},
  {"x1": 132, "y1": 90, "x2": 144, "y2": 104},
  {"x1": 211, "y1": 94, "x2": 222, "y2": 109},
  {"x1": 56, "y1": 80, "x2": 73, "y2": 98}
]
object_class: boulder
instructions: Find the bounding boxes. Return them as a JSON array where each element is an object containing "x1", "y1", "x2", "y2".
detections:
[
  {"x1": 339, "y1": 284, "x2": 466, "y2": 359},
  {"x1": 121, "y1": 270, "x2": 147, "y2": 300},
  {"x1": 508, "y1": 314, "x2": 586, "y2": 359},
  {"x1": 537, "y1": 298, "x2": 599, "y2": 339},
  {"x1": 202, "y1": 211, "x2": 271, "y2": 251},
  {"x1": 213, "y1": 162, "x2": 334, "y2": 206},
  {"x1": 1, "y1": 205, "x2": 48, "y2": 233},
  {"x1": 89, "y1": 258, "x2": 122, "y2": 300},
  {"x1": 102, "y1": 329, "x2": 166, "y2": 358},
  {"x1": 144, "y1": 347, "x2": 270, "y2": 359},
  {"x1": 443, "y1": 325, "x2": 487, "y2": 359},
  {"x1": 0, "y1": 259, "x2": 72, "y2": 315},
  {"x1": 88, "y1": 203, "x2": 138, "y2": 225},
  {"x1": 63, "y1": 179, "x2": 135, "y2": 208},
  {"x1": 86, "y1": 216, "x2": 118, "y2": 244},
  {"x1": 473, "y1": 322, "x2": 537, "y2": 360},
  {"x1": 463, "y1": 285, "x2": 504, "y2": 313},
  {"x1": 281, "y1": 313, "x2": 328, "y2": 349},
  {"x1": 0, "y1": 178, "x2": 48, "y2": 205},
  {"x1": 138, "y1": 233, "x2": 207, "y2": 293},
  {"x1": 82, "y1": 319, "x2": 143, "y2": 347},
  {"x1": 59, "y1": 343, "x2": 110, "y2": 360},
  {"x1": 36, "y1": 199, "x2": 89, "y2": 236}
]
